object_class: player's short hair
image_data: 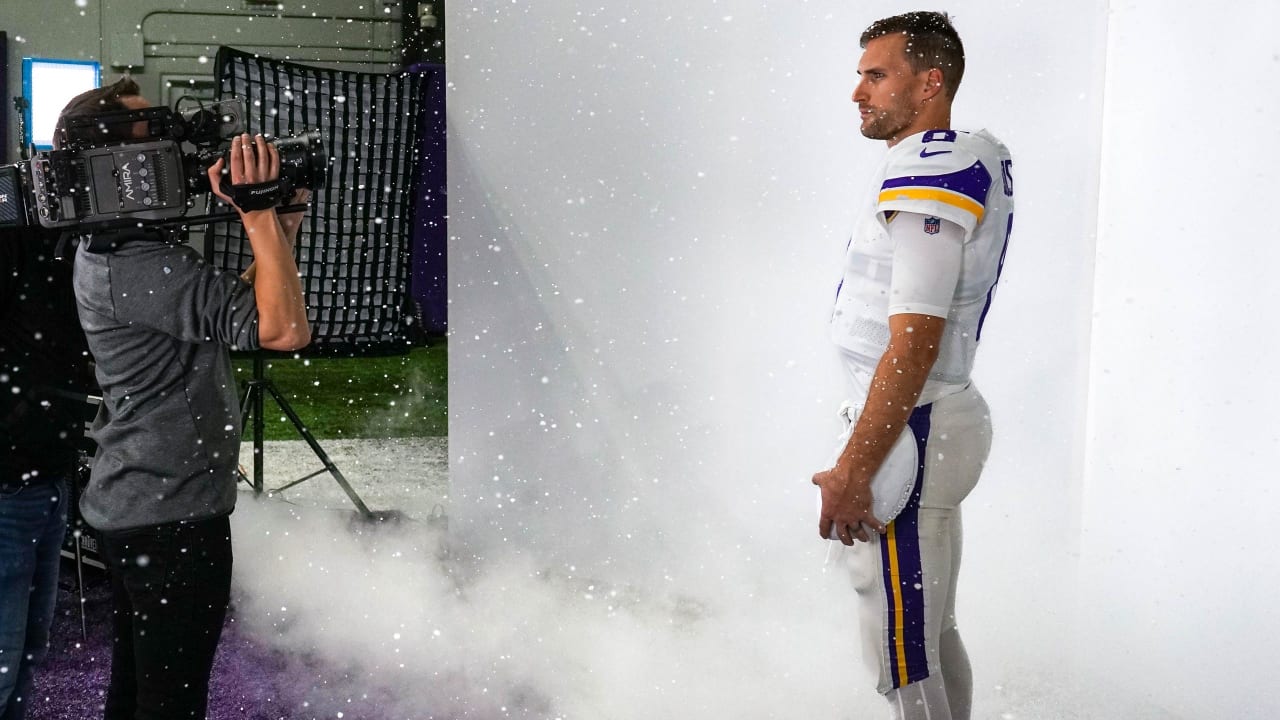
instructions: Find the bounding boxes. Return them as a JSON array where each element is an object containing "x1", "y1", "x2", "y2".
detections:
[
  {"x1": 861, "y1": 11, "x2": 965, "y2": 99},
  {"x1": 52, "y1": 76, "x2": 142, "y2": 148}
]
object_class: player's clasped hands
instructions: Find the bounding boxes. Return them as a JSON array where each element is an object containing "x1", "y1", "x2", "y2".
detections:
[{"x1": 813, "y1": 467, "x2": 887, "y2": 545}]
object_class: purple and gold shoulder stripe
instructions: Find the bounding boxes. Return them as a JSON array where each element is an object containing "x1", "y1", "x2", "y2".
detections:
[{"x1": 878, "y1": 161, "x2": 992, "y2": 223}]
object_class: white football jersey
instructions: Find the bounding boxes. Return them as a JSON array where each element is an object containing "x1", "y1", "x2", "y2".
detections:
[{"x1": 830, "y1": 128, "x2": 1015, "y2": 405}]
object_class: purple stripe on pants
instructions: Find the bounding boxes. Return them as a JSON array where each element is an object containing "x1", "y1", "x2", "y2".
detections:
[{"x1": 880, "y1": 403, "x2": 934, "y2": 688}]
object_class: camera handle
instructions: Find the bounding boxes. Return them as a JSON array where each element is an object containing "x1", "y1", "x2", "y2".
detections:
[
  {"x1": 65, "y1": 203, "x2": 309, "y2": 255},
  {"x1": 161, "y1": 202, "x2": 309, "y2": 229},
  {"x1": 11, "y1": 96, "x2": 30, "y2": 161}
]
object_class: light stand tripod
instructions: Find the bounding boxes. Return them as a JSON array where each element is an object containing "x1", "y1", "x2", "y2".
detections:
[
  {"x1": 239, "y1": 354, "x2": 373, "y2": 518},
  {"x1": 56, "y1": 393, "x2": 103, "y2": 642}
]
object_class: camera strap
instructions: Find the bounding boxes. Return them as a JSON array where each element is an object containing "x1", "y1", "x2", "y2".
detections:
[
  {"x1": 221, "y1": 178, "x2": 289, "y2": 212},
  {"x1": 79, "y1": 227, "x2": 174, "y2": 253}
]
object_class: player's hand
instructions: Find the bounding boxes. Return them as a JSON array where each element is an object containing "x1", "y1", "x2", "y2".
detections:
[
  {"x1": 813, "y1": 467, "x2": 887, "y2": 545},
  {"x1": 207, "y1": 133, "x2": 281, "y2": 216}
]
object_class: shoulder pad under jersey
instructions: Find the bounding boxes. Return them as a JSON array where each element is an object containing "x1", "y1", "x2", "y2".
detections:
[{"x1": 877, "y1": 129, "x2": 993, "y2": 234}]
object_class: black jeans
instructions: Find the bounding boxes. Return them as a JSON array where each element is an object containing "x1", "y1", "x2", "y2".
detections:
[{"x1": 99, "y1": 515, "x2": 232, "y2": 720}]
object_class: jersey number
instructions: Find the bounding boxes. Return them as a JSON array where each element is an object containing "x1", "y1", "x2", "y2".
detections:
[{"x1": 1001, "y1": 159, "x2": 1014, "y2": 197}]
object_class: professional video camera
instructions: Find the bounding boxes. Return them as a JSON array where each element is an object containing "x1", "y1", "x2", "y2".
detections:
[{"x1": 0, "y1": 97, "x2": 325, "y2": 235}]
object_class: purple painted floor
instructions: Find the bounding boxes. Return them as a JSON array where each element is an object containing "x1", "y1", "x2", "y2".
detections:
[{"x1": 28, "y1": 560, "x2": 408, "y2": 720}]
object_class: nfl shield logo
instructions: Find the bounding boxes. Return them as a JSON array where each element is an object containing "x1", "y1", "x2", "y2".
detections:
[{"x1": 923, "y1": 216, "x2": 941, "y2": 235}]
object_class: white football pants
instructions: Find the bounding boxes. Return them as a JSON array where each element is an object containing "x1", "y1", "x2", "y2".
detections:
[{"x1": 840, "y1": 383, "x2": 991, "y2": 720}]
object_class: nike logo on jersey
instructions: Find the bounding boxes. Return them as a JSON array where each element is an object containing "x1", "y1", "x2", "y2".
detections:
[{"x1": 920, "y1": 148, "x2": 952, "y2": 158}]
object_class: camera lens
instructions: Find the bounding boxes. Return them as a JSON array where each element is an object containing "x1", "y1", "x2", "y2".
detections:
[
  {"x1": 275, "y1": 130, "x2": 327, "y2": 191},
  {"x1": 186, "y1": 130, "x2": 327, "y2": 198}
]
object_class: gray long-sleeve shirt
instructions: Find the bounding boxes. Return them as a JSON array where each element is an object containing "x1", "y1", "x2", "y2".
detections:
[{"x1": 73, "y1": 236, "x2": 259, "y2": 532}]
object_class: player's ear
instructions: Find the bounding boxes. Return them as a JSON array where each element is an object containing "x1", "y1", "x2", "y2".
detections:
[{"x1": 923, "y1": 68, "x2": 945, "y2": 100}]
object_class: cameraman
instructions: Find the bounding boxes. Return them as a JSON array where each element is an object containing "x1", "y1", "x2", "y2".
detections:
[
  {"x1": 0, "y1": 224, "x2": 96, "y2": 720},
  {"x1": 62, "y1": 78, "x2": 311, "y2": 719}
]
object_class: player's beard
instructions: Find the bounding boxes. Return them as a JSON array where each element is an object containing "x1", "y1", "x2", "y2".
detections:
[{"x1": 859, "y1": 102, "x2": 915, "y2": 142}]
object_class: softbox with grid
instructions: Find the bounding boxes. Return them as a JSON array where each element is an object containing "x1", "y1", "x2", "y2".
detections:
[{"x1": 206, "y1": 46, "x2": 427, "y2": 355}]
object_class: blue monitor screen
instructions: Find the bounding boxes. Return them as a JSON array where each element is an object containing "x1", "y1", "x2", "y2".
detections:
[{"x1": 22, "y1": 57, "x2": 101, "y2": 150}]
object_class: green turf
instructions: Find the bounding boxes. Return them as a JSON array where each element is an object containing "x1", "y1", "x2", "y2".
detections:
[{"x1": 232, "y1": 343, "x2": 446, "y2": 440}]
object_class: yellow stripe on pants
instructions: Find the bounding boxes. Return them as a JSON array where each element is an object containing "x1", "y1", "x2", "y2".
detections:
[{"x1": 885, "y1": 523, "x2": 910, "y2": 687}]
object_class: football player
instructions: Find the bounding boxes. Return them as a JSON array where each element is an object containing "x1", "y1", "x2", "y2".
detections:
[{"x1": 811, "y1": 12, "x2": 1015, "y2": 720}]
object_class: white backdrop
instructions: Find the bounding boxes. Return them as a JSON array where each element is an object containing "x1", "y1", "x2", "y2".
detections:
[
  {"x1": 1078, "y1": 1, "x2": 1280, "y2": 717},
  {"x1": 445, "y1": 1, "x2": 1274, "y2": 717}
]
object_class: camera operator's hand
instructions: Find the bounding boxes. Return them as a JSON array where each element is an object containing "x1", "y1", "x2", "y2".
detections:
[{"x1": 206, "y1": 133, "x2": 281, "y2": 218}]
